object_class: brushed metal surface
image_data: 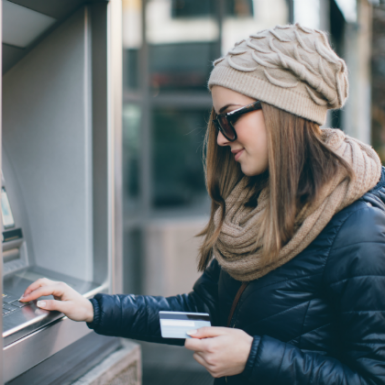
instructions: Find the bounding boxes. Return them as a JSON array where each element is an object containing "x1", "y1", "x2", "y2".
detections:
[
  {"x1": 6, "y1": 333, "x2": 120, "y2": 385},
  {"x1": 2, "y1": 266, "x2": 103, "y2": 347},
  {"x1": 3, "y1": 301, "x2": 57, "y2": 346},
  {"x1": 1, "y1": 2, "x2": 121, "y2": 384},
  {"x1": 91, "y1": 2, "x2": 109, "y2": 288},
  {"x1": 3, "y1": 315, "x2": 92, "y2": 383},
  {"x1": 0, "y1": 2, "x2": 3, "y2": 383},
  {"x1": 3, "y1": 275, "x2": 108, "y2": 382},
  {"x1": 108, "y1": 0, "x2": 123, "y2": 295},
  {"x1": 3, "y1": 7, "x2": 94, "y2": 281}
]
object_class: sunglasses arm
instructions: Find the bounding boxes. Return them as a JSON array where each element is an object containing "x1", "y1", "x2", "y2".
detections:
[{"x1": 225, "y1": 101, "x2": 262, "y2": 119}]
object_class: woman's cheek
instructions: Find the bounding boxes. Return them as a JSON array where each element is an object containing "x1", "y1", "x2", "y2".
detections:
[{"x1": 240, "y1": 154, "x2": 266, "y2": 176}]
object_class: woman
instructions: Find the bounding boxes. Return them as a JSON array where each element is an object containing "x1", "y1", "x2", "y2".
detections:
[{"x1": 21, "y1": 23, "x2": 385, "y2": 384}]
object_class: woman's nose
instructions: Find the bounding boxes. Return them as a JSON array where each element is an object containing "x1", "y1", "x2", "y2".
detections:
[{"x1": 217, "y1": 130, "x2": 230, "y2": 146}]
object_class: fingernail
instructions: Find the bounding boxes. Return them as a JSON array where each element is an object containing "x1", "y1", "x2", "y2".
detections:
[
  {"x1": 37, "y1": 301, "x2": 46, "y2": 308},
  {"x1": 19, "y1": 296, "x2": 24, "y2": 301},
  {"x1": 187, "y1": 330, "x2": 197, "y2": 336}
]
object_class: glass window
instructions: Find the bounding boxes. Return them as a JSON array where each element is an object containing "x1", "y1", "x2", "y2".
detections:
[
  {"x1": 293, "y1": 0, "x2": 320, "y2": 30},
  {"x1": 149, "y1": 42, "x2": 217, "y2": 92},
  {"x1": 222, "y1": 0, "x2": 289, "y2": 54},
  {"x1": 146, "y1": 0, "x2": 219, "y2": 92},
  {"x1": 123, "y1": 228, "x2": 143, "y2": 294},
  {"x1": 123, "y1": 104, "x2": 141, "y2": 213},
  {"x1": 124, "y1": 49, "x2": 141, "y2": 90},
  {"x1": 123, "y1": 0, "x2": 142, "y2": 91},
  {"x1": 225, "y1": 0, "x2": 254, "y2": 17},
  {"x1": 151, "y1": 108, "x2": 210, "y2": 211},
  {"x1": 170, "y1": 0, "x2": 254, "y2": 18},
  {"x1": 171, "y1": 0, "x2": 216, "y2": 17}
]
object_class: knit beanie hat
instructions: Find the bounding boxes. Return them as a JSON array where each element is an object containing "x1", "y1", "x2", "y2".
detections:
[{"x1": 208, "y1": 23, "x2": 349, "y2": 126}]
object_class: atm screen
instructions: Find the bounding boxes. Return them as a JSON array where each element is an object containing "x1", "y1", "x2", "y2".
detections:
[{"x1": 1, "y1": 187, "x2": 15, "y2": 229}]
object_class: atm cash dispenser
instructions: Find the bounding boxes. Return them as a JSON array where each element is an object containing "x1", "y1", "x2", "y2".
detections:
[{"x1": 0, "y1": 0, "x2": 123, "y2": 383}]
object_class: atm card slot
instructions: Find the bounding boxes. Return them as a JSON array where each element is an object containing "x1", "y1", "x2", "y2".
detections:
[
  {"x1": 3, "y1": 228, "x2": 23, "y2": 243},
  {"x1": 3, "y1": 248, "x2": 20, "y2": 262}
]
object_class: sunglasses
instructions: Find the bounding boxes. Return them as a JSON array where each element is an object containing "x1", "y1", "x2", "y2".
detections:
[{"x1": 212, "y1": 101, "x2": 262, "y2": 142}]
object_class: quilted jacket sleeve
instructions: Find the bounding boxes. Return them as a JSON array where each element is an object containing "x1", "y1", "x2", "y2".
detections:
[
  {"x1": 242, "y1": 203, "x2": 385, "y2": 384},
  {"x1": 86, "y1": 258, "x2": 220, "y2": 345}
]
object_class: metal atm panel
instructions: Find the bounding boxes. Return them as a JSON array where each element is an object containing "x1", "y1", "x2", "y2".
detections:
[
  {"x1": 0, "y1": 2, "x2": 3, "y2": 383},
  {"x1": 1, "y1": 1, "x2": 123, "y2": 383}
]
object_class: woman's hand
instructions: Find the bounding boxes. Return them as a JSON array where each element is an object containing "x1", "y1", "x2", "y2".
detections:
[
  {"x1": 19, "y1": 278, "x2": 94, "y2": 323},
  {"x1": 184, "y1": 327, "x2": 253, "y2": 378}
]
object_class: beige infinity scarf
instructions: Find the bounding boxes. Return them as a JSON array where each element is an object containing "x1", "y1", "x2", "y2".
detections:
[{"x1": 213, "y1": 128, "x2": 382, "y2": 282}]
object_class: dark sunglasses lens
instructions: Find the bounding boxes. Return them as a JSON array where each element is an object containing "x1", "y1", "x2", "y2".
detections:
[{"x1": 218, "y1": 116, "x2": 236, "y2": 141}]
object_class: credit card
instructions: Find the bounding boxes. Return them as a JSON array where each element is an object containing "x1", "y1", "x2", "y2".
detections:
[{"x1": 159, "y1": 311, "x2": 211, "y2": 339}]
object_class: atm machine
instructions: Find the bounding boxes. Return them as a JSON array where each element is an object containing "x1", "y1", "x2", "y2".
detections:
[{"x1": 0, "y1": 0, "x2": 123, "y2": 383}]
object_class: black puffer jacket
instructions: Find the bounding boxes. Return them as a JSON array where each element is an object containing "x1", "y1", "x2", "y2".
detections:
[{"x1": 88, "y1": 168, "x2": 385, "y2": 384}]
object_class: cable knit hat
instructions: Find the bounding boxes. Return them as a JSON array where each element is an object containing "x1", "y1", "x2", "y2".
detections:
[{"x1": 208, "y1": 23, "x2": 349, "y2": 125}]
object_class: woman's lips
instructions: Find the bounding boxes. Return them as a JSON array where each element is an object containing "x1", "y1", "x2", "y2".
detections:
[{"x1": 232, "y1": 149, "x2": 244, "y2": 161}]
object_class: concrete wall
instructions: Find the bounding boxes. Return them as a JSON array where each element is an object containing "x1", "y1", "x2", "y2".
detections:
[
  {"x1": 72, "y1": 340, "x2": 142, "y2": 385},
  {"x1": 143, "y1": 217, "x2": 208, "y2": 297}
]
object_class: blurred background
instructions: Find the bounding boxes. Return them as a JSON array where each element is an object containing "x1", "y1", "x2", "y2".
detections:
[{"x1": 120, "y1": 0, "x2": 385, "y2": 383}]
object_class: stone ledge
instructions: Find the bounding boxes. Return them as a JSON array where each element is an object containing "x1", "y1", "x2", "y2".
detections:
[{"x1": 71, "y1": 340, "x2": 142, "y2": 385}]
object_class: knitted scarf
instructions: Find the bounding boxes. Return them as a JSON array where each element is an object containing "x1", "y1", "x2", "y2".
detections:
[{"x1": 213, "y1": 128, "x2": 382, "y2": 282}]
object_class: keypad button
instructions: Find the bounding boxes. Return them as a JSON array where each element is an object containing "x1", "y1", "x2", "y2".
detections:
[
  {"x1": 3, "y1": 303, "x2": 18, "y2": 312},
  {"x1": 3, "y1": 294, "x2": 19, "y2": 304},
  {"x1": 10, "y1": 301, "x2": 26, "y2": 308}
]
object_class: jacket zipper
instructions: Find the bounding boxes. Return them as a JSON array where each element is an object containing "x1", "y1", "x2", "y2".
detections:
[{"x1": 225, "y1": 282, "x2": 249, "y2": 383}]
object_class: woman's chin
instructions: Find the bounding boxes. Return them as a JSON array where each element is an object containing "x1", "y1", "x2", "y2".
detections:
[
  {"x1": 242, "y1": 169, "x2": 258, "y2": 177},
  {"x1": 241, "y1": 163, "x2": 268, "y2": 177}
]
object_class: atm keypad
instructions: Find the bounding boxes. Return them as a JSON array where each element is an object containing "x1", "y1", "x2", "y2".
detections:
[
  {"x1": 10, "y1": 301, "x2": 26, "y2": 308},
  {"x1": 3, "y1": 294, "x2": 19, "y2": 303},
  {"x1": 2, "y1": 294, "x2": 27, "y2": 316}
]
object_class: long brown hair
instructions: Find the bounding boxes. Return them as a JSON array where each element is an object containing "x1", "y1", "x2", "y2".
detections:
[{"x1": 198, "y1": 102, "x2": 354, "y2": 271}]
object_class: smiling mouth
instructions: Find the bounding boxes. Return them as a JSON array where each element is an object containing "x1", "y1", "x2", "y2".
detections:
[{"x1": 232, "y1": 149, "x2": 244, "y2": 161}]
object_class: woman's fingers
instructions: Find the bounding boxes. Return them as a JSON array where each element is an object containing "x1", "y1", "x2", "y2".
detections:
[
  {"x1": 185, "y1": 337, "x2": 204, "y2": 352},
  {"x1": 20, "y1": 283, "x2": 67, "y2": 302},
  {"x1": 193, "y1": 352, "x2": 220, "y2": 378},
  {"x1": 187, "y1": 327, "x2": 228, "y2": 339},
  {"x1": 20, "y1": 279, "x2": 93, "y2": 323},
  {"x1": 36, "y1": 297, "x2": 94, "y2": 322},
  {"x1": 193, "y1": 352, "x2": 210, "y2": 369},
  {"x1": 21, "y1": 277, "x2": 55, "y2": 298},
  {"x1": 185, "y1": 328, "x2": 253, "y2": 378},
  {"x1": 36, "y1": 299, "x2": 70, "y2": 313}
]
